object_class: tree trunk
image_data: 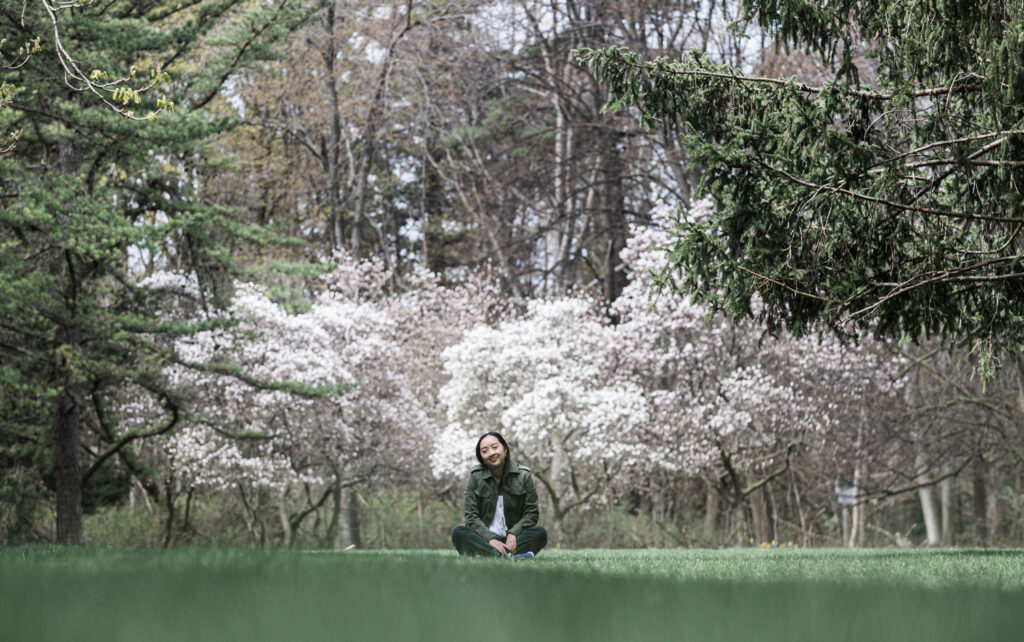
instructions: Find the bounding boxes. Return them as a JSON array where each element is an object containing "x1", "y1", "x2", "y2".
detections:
[
  {"x1": 847, "y1": 422, "x2": 865, "y2": 548},
  {"x1": 986, "y1": 466, "x2": 1002, "y2": 544},
  {"x1": 840, "y1": 505, "x2": 849, "y2": 546},
  {"x1": 939, "y1": 467, "x2": 955, "y2": 546},
  {"x1": 548, "y1": 86, "x2": 567, "y2": 296},
  {"x1": 162, "y1": 476, "x2": 177, "y2": 548},
  {"x1": 600, "y1": 132, "x2": 627, "y2": 304},
  {"x1": 917, "y1": 454, "x2": 941, "y2": 546},
  {"x1": 326, "y1": 477, "x2": 341, "y2": 547},
  {"x1": 340, "y1": 484, "x2": 361, "y2": 548},
  {"x1": 351, "y1": 148, "x2": 370, "y2": 258},
  {"x1": 278, "y1": 487, "x2": 293, "y2": 548},
  {"x1": 972, "y1": 456, "x2": 988, "y2": 544},
  {"x1": 731, "y1": 502, "x2": 748, "y2": 547},
  {"x1": 906, "y1": 363, "x2": 940, "y2": 546},
  {"x1": 749, "y1": 487, "x2": 771, "y2": 545},
  {"x1": 54, "y1": 374, "x2": 84, "y2": 545},
  {"x1": 788, "y1": 466, "x2": 809, "y2": 547},
  {"x1": 421, "y1": 144, "x2": 445, "y2": 272},
  {"x1": 766, "y1": 484, "x2": 780, "y2": 544},
  {"x1": 54, "y1": 130, "x2": 85, "y2": 545},
  {"x1": 704, "y1": 479, "x2": 720, "y2": 540},
  {"x1": 350, "y1": 14, "x2": 406, "y2": 260},
  {"x1": 323, "y1": 0, "x2": 345, "y2": 253}
]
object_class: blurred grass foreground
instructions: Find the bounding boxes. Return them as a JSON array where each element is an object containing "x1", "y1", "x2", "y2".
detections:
[{"x1": 2, "y1": 547, "x2": 1023, "y2": 642}]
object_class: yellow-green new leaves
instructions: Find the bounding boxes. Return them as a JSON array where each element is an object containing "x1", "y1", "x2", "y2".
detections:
[
  {"x1": 1, "y1": 36, "x2": 42, "y2": 151},
  {"x1": 112, "y1": 86, "x2": 141, "y2": 106}
]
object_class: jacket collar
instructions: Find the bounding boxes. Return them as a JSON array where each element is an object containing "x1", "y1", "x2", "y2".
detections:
[{"x1": 481, "y1": 458, "x2": 520, "y2": 480}]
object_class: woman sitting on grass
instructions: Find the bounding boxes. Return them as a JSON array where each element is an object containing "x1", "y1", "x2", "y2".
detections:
[{"x1": 451, "y1": 431, "x2": 547, "y2": 559}]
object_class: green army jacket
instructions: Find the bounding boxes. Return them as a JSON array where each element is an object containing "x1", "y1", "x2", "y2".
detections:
[{"x1": 463, "y1": 458, "x2": 540, "y2": 542}]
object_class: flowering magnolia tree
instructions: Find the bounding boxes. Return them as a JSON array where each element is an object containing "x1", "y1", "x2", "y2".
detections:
[
  {"x1": 121, "y1": 251, "x2": 496, "y2": 546},
  {"x1": 113, "y1": 204, "x2": 911, "y2": 548},
  {"x1": 432, "y1": 297, "x2": 650, "y2": 531},
  {"x1": 616, "y1": 199, "x2": 908, "y2": 543},
  {"x1": 433, "y1": 198, "x2": 908, "y2": 544}
]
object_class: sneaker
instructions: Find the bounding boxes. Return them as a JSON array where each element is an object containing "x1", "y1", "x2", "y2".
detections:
[{"x1": 512, "y1": 551, "x2": 535, "y2": 560}]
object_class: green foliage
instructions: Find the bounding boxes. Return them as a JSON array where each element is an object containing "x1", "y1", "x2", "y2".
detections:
[
  {"x1": 244, "y1": 260, "x2": 338, "y2": 314},
  {"x1": 0, "y1": 457, "x2": 51, "y2": 544},
  {"x1": 2, "y1": 548, "x2": 1024, "y2": 642},
  {"x1": 360, "y1": 489, "x2": 461, "y2": 549},
  {"x1": 0, "y1": 0, "x2": 314, "y2": 542},
  {"x1": 82, "y1": 504, "x2": 165, "y2": 548},
  {"x1": 578, "y1": 1, "x2": 1024, "y2": 363}
]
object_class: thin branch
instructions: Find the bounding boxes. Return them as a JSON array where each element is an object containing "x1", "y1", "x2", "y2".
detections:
[
  {"x1": 735, "y1": 264, "x2": 828, "y2": 302},
  {"x1": 82, "y1": 405, "x2": 180, "y2": 484},
  {"x1": 841, "y1": 256, "x2": 1020, "y2": 324},
  {"x1": 610, "y1": 53, "x2": 982, "y2": 100},
  {"x1": 850, "y1": 456, "x2": 974, "y2": 506},
  {"x1": 765, "y1": 163, "x2": 1023, "y2": 223}
]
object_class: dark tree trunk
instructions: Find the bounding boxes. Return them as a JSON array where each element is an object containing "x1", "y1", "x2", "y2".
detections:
[
  {"x1": 986, "y1": 466, "x2": 1002, "y2": 544},
  {"x1": 54, "y1": 361, "x2": 84, "y2": 545},
  {"x1": 323, "y1": 0, "x2": 345, "y2": 252},
  {"x1": 54, "y1": 131, "x2": 85, "y2": 545},
  {"x1": 421, "y1": 145, "x2": 445, "y2": 272},
  {"x1": 749, "y1": 486, "x2": 771, "y2": 545},
  {"x1": 600, "y1": 132, "x2": 627, "y2": 304},
  {"x1": 972, "y1": 456, "x2": 988, "y2": 544},
  {"x1": 704, "y1": 479, "x2": 720, "y2": 537}
]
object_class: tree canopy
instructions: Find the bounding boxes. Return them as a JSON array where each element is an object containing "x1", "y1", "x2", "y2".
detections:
[{"x1": 578, "y1": 0, "x2": 1024, "y2": 365}]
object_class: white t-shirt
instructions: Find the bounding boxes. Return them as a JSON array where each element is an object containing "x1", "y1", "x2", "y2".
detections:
[{"x1": 489, "y1": 495, "x2": 507, "y2": 538}]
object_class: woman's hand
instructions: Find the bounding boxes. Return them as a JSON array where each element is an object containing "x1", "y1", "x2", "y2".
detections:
[
  {"x1": 505, "y1": 533, "x2": 517, "y2": 554},
  {"x1": 488, "y1": 538, "x2": 509, "y2": 555}
]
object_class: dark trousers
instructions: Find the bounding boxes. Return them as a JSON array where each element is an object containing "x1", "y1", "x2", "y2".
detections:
[{"x1": 451, "y1": 525, "x2": 548, "y2": 557}]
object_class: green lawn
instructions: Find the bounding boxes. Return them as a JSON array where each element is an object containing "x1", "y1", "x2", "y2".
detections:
[{"x1": 2, "y1": 547, "x2": 1022, "y2": 642}]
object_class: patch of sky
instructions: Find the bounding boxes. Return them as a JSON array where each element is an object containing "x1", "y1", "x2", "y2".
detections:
[
  {"x1": 473, "y1": 0, "x2": 552, "y2": 55},
  {"x1": 223, "y1": 74, "x2": 246, "y2": 118}
]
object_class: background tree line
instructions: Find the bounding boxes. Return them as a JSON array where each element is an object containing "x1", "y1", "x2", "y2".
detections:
[{"x1": 3, "y1": 0, "x2": 1024, "y2": 548}]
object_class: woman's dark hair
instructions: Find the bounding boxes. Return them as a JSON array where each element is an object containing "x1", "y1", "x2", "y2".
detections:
[{"x1": 475, "y1": 431, "x2": 510, "y2": 466}]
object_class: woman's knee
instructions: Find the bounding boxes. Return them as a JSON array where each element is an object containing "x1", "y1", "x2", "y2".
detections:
[{"x1": 532, "y1": 526, "x2": 548, "y2": 546}]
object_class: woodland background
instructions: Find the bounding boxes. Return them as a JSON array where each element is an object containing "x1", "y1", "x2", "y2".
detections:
[{"x1": 3, "y1": 0, "x2": 1024, "y2": 549}]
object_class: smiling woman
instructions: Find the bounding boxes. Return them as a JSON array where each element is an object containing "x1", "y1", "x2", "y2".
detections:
[{"x1": 451, "y1": 432, "x2": 547, "y2": 558}]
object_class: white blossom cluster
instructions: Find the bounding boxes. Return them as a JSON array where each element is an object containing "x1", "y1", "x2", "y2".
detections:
[
  {"x1": 432, "y1": 297, "x2": 650, "y2": 510},
  {"x1": 432, "y1": 196, "x2": 907, "y2": 508},
  {"x1": 122, "y1": 250, "x2": 497, "y2": 499}
]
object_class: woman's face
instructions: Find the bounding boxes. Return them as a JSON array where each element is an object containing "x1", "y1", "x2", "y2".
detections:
[{"x1": 479, "y1": 435, "x2": 507, "y2": 470}]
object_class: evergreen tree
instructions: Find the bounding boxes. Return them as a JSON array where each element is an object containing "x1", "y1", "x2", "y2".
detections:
[
  {"x1": 579, "y1": 0, "x2": 1024, "y2": 365},
  {"x1": 0, "y1": 0, "x2": 308, "y2": 544}
]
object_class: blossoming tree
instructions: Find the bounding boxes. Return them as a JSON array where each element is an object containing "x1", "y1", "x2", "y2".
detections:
[
  {"x1": 431, "y1": 297, "x2": 650, "y2": 536},
  {"x1": 123, "y1": 251, "x2": 495, "y2": 546},
  {"x1": 433, "y1": 198, "x2": 908, "y2": 545}
]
